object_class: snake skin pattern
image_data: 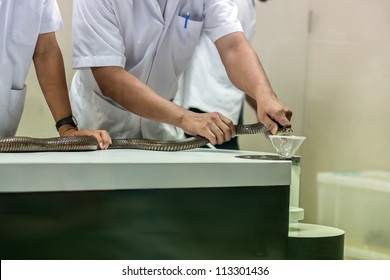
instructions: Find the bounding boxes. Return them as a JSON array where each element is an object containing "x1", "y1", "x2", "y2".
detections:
[{"x1": 0, "y1": 122, "x2": 271, "y2": 152}]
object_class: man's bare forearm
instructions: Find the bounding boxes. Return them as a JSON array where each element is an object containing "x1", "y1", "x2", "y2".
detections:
[
  {"x1": 216, "y1": 32, "x2": 292, "y2": 132},
  {"x1": 33, "y1": 32, "x2": 72, "y2": 123},
  {"x1": 215, "y1": 32, "x2": 274, "y2": 101},
  {"x1": 33, "y1": 33, "x2": 112, "y2": 147},
  {"x1": 92, "y1": 66, "x2": 188, "y2": 128}
]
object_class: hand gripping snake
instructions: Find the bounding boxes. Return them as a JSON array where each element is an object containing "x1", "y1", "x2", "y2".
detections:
[{"x1": 0, "y1": 122, "x2": 289, "y2": 152}]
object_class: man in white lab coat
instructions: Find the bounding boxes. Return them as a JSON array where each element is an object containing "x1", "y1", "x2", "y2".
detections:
[
  {"x1": 0, "y1": 0, "x2": 111, "y2": 149},
  {"x1": 175, "y1": 0, "x2": 262, "y2": 149},
  {"x1": 71, "y1": 0, "x2": 292, "y2": 146}
]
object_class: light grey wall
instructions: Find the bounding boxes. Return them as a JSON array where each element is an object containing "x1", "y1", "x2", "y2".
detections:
[{"x1": 300, "y1": 0, "x2": 390, "y2": 222}]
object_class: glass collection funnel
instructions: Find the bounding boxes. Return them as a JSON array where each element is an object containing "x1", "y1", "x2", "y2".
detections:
[{"x1": 269, "y1": 135, "x2": 306, "y2": 159}]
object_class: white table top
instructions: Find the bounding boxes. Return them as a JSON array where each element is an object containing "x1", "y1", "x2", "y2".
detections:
[{"x1": 0, "y1": 148, "x2": 291, "y2": 193}]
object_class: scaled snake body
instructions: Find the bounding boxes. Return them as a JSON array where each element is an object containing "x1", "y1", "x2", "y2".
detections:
[{"x1": 0, "y1": 122, "x2": 274, "y2": 152}]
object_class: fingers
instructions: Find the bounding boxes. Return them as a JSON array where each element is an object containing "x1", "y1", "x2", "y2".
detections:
[
  {"x1": 275, "y1": 107, "x2": 293, "y2": 126},
  {"x1": 71, "y1": 129, "x2": 112, "y2": 150},
  {"x1": 204, "y1": 113, "x2": 235, "y2": 145},
  {"x1": 257, "y1": 95, "x2": 293, "y2": 135},
  {"x1": 259, "y1": 113, "x2": 280, "y2": 135},
  {"x1": 259, "y1": 109, "x2": 293, "y2": 135},
  {"x1": 186, "y1": 112, "x2": 235, "y2": 145},
  {"x1": 216, "y1": 113, "x2": 236, "y2": 142},
  {"x1": 91, "y1": 130, "x2": 112, "y2": 150}
]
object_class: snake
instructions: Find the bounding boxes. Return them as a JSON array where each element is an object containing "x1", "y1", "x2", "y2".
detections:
[{"x1": 0, "y1": 122, "x2": 291, "y2": 153}]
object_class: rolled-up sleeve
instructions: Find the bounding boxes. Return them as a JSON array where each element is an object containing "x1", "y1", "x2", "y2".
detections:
[
  {"x1": 202, "y1": 0, "x2": 243, "y2": 42},
  {"x1": 72, "y1": 0, "x2": 125, "y2": 69}
]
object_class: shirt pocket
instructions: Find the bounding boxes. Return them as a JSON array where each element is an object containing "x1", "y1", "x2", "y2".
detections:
[
  {"x1": 4, "y1": 86, "x2": 27, "y2": 137},
  {"x1": 171, "y1": 15, "x2": 203, "y2": 74},
  {"x1": 12, "y1": 0, "x2": 41, "y2": 46}
]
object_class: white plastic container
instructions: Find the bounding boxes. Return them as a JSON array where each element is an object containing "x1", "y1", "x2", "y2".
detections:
[{"x1": 317, "y1": 171, "x2": 390, "y2": 260}]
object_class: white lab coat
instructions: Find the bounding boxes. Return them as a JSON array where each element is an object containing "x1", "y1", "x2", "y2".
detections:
[
  {"x1": 174, "y1": 0, "x2": 257, "y2": 124},
  {"x1": 0, "y1": 0, "x2": 63, "y2": 138},
  {"x1": 70, "y1": 0, "x2": 243, "y2": 140}
]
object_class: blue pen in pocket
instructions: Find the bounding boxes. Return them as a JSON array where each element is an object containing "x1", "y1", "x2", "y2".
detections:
[{"x1": 184, "y1": 12, "x2": 190, "y2": 29}]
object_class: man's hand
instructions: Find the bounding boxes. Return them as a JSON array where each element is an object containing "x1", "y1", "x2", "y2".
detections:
[
  {"x1": 256, "y1": 91, "x2": 292, "y2": 135},
  {"x1": 59, "y1": 125, "x2": 112, "y2": 150},
  {"x1": 180, "y1": 111, "x2": 236, "y2": 145}
]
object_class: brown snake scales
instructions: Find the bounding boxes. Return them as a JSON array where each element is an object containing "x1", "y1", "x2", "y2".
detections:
[{"x1": 0, "y1": 122, "x2": 278, "y2": 152}]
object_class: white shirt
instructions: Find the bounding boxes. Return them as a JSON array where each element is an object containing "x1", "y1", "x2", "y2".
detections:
[
  {"x1": 0, "y1": 0, "x2": 63, "y2": 137},
  {"x1": 174, "y1": 0, "x2": 257, "y2": 124},
  {"x1": 70, "y1": 0, "x2": 243, "y2": 140}
]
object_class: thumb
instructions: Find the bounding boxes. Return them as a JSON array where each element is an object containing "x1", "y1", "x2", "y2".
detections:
[{"x1": 259, "y1": 114, "x2": 279, "y2": 135}]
